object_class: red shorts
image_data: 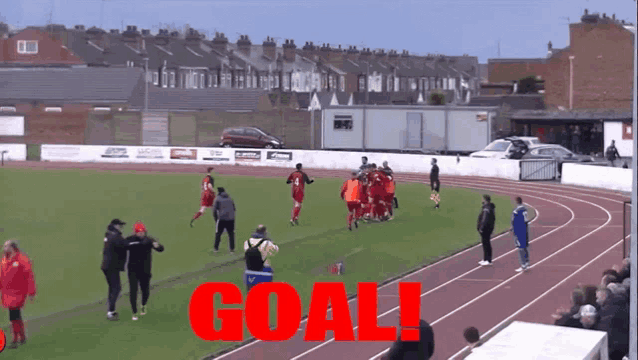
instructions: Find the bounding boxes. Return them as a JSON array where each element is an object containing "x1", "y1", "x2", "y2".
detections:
[
  {"x1": 384, "y1": 193, "x2": 395, "y2": 204},
  {"x1": 347, "y1": 201, "x2": 361, "y2": 212},
  {"x1": 370, "y1": 187, "x2": 385, "y2": 203},
  {"x1": 200, "y1": 192, "x2": 215, "y2": 207},
  {"x1": 293, "y1": 190, "x2": 305, "y2": 203}
]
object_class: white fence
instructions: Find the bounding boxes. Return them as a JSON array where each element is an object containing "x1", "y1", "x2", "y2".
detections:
[{"x1": 0, "y1": 143, "x2": 27, "y2": 161}]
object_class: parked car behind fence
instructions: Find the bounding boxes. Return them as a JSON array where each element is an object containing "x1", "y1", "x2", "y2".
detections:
[{"x1": 220, "y1": 127, "x2": 284, "y2": 149}]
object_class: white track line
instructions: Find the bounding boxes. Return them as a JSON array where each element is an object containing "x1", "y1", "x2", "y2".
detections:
[
  {"x1": 447, "y1": 236, "x2": 628, "y2": 360},
  {"x1": 289, "y1": 194, "x2": 574, "y2": 360},
  {"x1": 366, "y1": 191, "x2": 613, "y2": 360},
  {"x1": 212, "y1": 182, "x2": 542, "y2": 359}
]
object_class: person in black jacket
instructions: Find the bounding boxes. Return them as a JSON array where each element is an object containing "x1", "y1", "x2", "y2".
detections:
[
  {"x1": 101, "y1": 218, "x2": 128, "y2": 321},
  {"x1": 382, "y1": 319, "x2": 435, "y2": 360},
  {"x1": 124, "y1": 221, "x2": 164, "y2": 321},
  {"x1": 429, "y1": 158, "x2": 440, "y2": 209},
  {"x1": 477, "y1": 195, "x2": 496, "y2": 266},
  {"x1": 212, "y1": 187, "x2": 236, "y2": 253}
]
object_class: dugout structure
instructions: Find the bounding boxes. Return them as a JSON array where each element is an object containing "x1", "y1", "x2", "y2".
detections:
[{"x1": 624, "y1": 200, "x2": 632, "y2": 259}]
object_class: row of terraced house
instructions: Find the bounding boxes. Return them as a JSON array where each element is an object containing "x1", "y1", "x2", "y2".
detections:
[{"x1": 0, "y1": 22, "x2": 480, "y2": 105}]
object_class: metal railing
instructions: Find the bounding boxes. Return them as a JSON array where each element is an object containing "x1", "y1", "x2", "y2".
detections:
[{"x1": 519, "y1": 159, "x2": 558, "y2": 181}]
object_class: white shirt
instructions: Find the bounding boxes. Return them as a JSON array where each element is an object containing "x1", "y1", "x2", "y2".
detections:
[{"x1": 244, "y1": 237, "x2": 279, "y2": 268}]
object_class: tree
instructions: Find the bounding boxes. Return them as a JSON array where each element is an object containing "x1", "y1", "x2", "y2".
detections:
[
  {"x1": 517, "y1": 76, "x2": 539, "y2": 94},
  {"x1": 429, "y1": 90, "x2": 446, "y2": 105}
]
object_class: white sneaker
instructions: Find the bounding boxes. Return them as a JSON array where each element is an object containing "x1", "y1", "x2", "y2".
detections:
[
  {"x1": 515, "y1": 267, "x2": 524, "y2": 273},
  {"x1": 132, "y1": 313, "x2": 139, "y2": 321},
  {"x1": 478, "y1": 260, "x2": 487, "y2": 266}
]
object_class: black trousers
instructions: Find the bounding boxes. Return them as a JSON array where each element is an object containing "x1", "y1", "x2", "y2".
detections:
[
  {"x1": 128, "y1": 270, "x2": 151, "y2": 314},
  {"x1": 215, "y1": 219, "x2": 236, "y2": 251},
  {"x1": 103, "y1": 269, "x2": 121, "y2": 312},
  {"x1": 480, "y1": 230, "x2": 493, "y2": 263}
]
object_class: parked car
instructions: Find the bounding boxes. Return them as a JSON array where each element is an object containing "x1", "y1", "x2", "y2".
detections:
[
  {"x1": 521, "y1": 144, "x2": 601, "y2": 177},
  {"x1": 220, "y1": 127, "x2": 284, "y2": 149},
  {"x1": 469, "y1": 137, "x2": 541, "y2": 159}
]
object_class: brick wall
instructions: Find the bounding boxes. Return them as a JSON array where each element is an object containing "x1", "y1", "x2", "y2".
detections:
[
  {"x1": 545, "y1": 21, "x2": 634, "y2": 110},
  {"x1": 488, "y1": 61, "x2": 547, "y2": 83}
]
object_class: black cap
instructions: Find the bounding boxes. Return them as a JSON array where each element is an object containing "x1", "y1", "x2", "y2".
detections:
[
  {"x1": 217, "y1": 187, "x2": 225, "y2": 193},
  {"x1": 110, "y1": 219, "x2": 126, "y2": 226}
]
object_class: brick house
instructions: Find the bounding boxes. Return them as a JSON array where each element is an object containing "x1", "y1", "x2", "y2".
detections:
[
  {"x1": 544, "y1": 10, "x2": 635, "y2": 110},
  {"x1": 0, "y1": 27, "x2": 85, "y2": 67},
  {"x1": 487, "y1": 58, "x2": 547, "y2": 84}
]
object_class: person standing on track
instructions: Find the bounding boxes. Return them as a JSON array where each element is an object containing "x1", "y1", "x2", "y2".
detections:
[
  {"x1": 1, "y1": 239, "x2": 36, "y2": 350},
  {"x1": 212, "y1": 187, "x2": 237, "y2": 253},
  {"x1": 341, "y1": 170, "x2": 363, "y2": 230},
  {"x1": 286, "y1": 163, "x2": 314, "y2": 226},
  {"x1": 477, "y1": 195, "x2": 496, "y2": 266},
  {"x1": 191, "y1": 167, "x2": 216, "y2": 228},
  {"x1": 382, "y1": 319, "x2": 435, "y2": 360},
  {"x1": 101, "y1": 218, "x2": 128, "y2": 321},
  {"x1": 511, "y1": 196, "x2": 530, "y2": 272},
  {"x1": 124, "y1": 221, "x2": 164, "y2": 321},
  {"x1": 429, "y1": 158, "x2": 440, "y2": 209}
]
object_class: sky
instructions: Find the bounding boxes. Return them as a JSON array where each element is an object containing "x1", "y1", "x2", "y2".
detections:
[{"x1": 1, "y1": 0, "x2": 636, "y2": 63}]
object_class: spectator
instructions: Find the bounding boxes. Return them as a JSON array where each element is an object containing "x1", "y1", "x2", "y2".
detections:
[
  {"x1": 596, "y1": 287, "x2": 630, "y2": 360},
  {"x1": 559, "y1": 127, "x2": 570, "y2": 149},
  {"x1": 212, "y1": 187, "x2": 236, "y2": 254},
  {"x1": 574, "y1": 304, "x2": 599, "y2": 329},
  {"x1": 510, "y1": 196, "x2": 530, "y2": 272},
  {"x1": 101, "y1": 218, "x2": 128, "y2": 321},
  {"x1": 463, "y1": 326, "x2": 482, "y2": 350},
  {"x1": 553, "y1": 287, "x2": 586, "y2": 328},
  {"x1": 124, "y1": 221, "x2": 164, "y2": 321},
  {"x1": 621, "y1": 161, "x2": 628, "y2": 169},
  {"x1": 382, "y1": 319, "x2": 435, "y2": 360},
  {"x1": 0, "y1": 239, "x2": 36, "y2": 349},
  {"x1": 244, "y1": 225, "x2": 279, "y2": 275},
  {"x1": 477, "y1": 194, "x2": 496, "y2": 266},
  {"x1": 614, "y1": 258, "x2": 630, "y2": 281},
  {"x1": 546, "y1": 128, "x2": 556, "y2": 144},
  {"x1": 605, "y1": 140, "x2": 622, "y2": 167},
  {"x1": 571, "y1": 126, "x2": 581, "y2": 154},
  {"x1": 602, "y1": 269, "x2": 621, "y2": 280},
  {"x1": 580, "y1": 284, "x2": 599, "y2": 309},
  {"x1": 601, "y1": 274, "x2": 619, "y2": 287}
]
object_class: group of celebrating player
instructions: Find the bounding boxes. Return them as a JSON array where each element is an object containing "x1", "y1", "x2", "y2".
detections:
[{"x1": 191, "y1": 155, "x2": 441, "y2": 232}]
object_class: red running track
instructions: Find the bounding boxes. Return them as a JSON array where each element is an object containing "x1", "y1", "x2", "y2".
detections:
[{"x1": 5, "y1": 162, "x2": 630, "y2": 360}]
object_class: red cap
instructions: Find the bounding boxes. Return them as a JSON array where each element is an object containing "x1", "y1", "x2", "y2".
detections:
[{"x1": 133, "y1": 221, "x2": 146, "y2": 233}]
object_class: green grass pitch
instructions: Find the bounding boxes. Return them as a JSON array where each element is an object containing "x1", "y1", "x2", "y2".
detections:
[{"x1": 0, "y1": 167, "x2": 531, "y2": 359}]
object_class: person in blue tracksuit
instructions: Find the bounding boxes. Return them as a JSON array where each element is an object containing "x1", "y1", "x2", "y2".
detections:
[{"x1": 511, "y1": 197, "x2": 530, "y2": 272}]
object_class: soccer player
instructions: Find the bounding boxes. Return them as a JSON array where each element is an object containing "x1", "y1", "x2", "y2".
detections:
[
  {"x1": 341, "y1": 170, "x2": 363, "y2": 230},
  {"x1": 357, "y1": 169, "x2": 370, "y2": 220},
  {"x1": 286, "y1": 163, "x2": 314, "y2": 225},
  {"x1": 381, "y1": 161, "x2": 396, "y2": 219},
  {"x1": 190, "y1": 167, "x2": 216, "y2": 227},
  {"x1": 429, "y1": 158, "x2": 440, "y2": 209},
  {"x1": 368, "y1": 164, "x2": 388, "y2": 221}
]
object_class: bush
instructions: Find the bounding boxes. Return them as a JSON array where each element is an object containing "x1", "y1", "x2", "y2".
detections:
[{"x1": 429, "y1": 91, "x2": 446, "y2": 105}]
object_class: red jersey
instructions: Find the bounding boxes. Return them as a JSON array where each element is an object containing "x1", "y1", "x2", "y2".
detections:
[
  {"x1": 202, "y1": 175, "x2": 214, "y2": 195},
  {"x1": 369, "y1": 170, "x2": 387, "y2": 187},
  {"x1": 287, "y1": 171, "x2": 314, "y2": 192}
]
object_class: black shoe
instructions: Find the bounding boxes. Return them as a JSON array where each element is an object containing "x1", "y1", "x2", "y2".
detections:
[
  {"x1": 354, "y1": 221, "x2": 358, "y2": 228},
  {"x1": 190, "y1": 219, "x2": 194, "y2": 228},
  {"x1": 348, "y1": 225, "x2": 352, "y2": 231},
  {"x1": 107, "y1": 312, "x2": 119, "y2": 321}
]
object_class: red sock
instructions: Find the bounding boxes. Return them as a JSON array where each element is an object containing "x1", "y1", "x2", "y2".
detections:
[
  {"x1": 293, "y1": 206, "x2": 301, "y2": 220},
  {"x1": 11, "y1": 320, "x2": 19, "y2": 342},
  {"x1": 192, "y1": 212, "x2": 202, "y2": 220},
  {"x1": 17, "y1": 319, "x2": 25, "y2": 340}
]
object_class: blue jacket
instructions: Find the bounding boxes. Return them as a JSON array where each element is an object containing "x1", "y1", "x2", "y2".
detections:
[{"x1": 511, "y1": 205, "x2": 529, "y2": 248}]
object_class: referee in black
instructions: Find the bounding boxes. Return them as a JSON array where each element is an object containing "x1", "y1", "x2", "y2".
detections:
[
  {"x1": 430, "y1": 158, "x2": 441, "y2": 209},
  {"x1": 101, "y1": 218, "x2": 128, "y2": 321},
  {"x1": 125, "y1": 221, "x2": 164, "y2": 321},
  {"x1": 212, "y1": 187, "x2": 236, "y2": 254}
]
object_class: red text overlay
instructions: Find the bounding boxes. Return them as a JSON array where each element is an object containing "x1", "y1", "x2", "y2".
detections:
[{"x1": 189, "y1": 282, "x2": 422, "y2": 342}]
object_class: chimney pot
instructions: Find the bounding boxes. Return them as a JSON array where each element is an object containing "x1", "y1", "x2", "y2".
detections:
[
  {"x1": 584, "y1": 9, "x2": 588, "y2": 15},
  {"x1": 612, "y1": 14, "x2": 615, "y2": 20}
]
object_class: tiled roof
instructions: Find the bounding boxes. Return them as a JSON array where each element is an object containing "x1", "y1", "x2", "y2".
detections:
[
  {"x1": 510, "y1": 108, "x2": 632, "y2": 120},
  {"x1": 351, "y1": 91, "x2": 422, "y2": 105},
  {"x1": 468, "y1": 95, "x2": 546, "y2": 110},
  {"x1": 0, "y1": 67, "x2": 144, "y2": 103},
  {"x1": 487, "y1": 58, "x2": 547, "y2": 64},
  {"x1": 128, "y1": 86, "x2": 270, "y2": 111}
]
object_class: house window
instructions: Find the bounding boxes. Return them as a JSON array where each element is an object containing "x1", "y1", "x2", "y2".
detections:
[
  {"x1": 208, "y1": 75, "x2": 213, "y2": 88},
  {"x1": 213, "y1": 74, "x2": 219, "y2": 87},
  {"x1": 200, "y1": 74, "x2": 205, "y2": 88},
  {"x1": 284, "y1": 74, "x2": 290, "y2": 91},
  {"x1": 17, "y1": 40, "x2": 38, "y2": 54},
  {"x1": 268, "y1": 75, "x2": 273, "y2": 89},
  {"x1": 45, "y1": 107, "x2": 62, "y2": 112},
  {"x1": 358, "y1": 76, "x2": 366, "y2": 91},
  {"x1": 181, "y1": 74, "x2": 186, "y2": 88},
  {"x1": 622, "y1": 121, "x2": 633, "y2": 140},
  {"x1": 162, "y1": 72, "x2": 168, "y2": 88},
  {"x1": 0, "y1": 106, "x2": 16, "y2": 112},
  {"x1": 153, "y1": 72, "x2": 159, "y2": 85},
  {"x1": 170, "y1": 72, "x2": 175, "y2": 88},
  {"x1": 339, "y1": 75, "x2": 345, "y2": 92},
  {"x1": 274, "y1": 75, "x2": 279, "y2": 89},
  {"x1": 333, "y1": 115, "x2": 353, "y2": 130},
  {"x1": 239, "y1": 75, "x2": 245, "y2": 89},
  {"x1": 329, "y1": 75, "x2": 335, "y2": 90},
  {"x1": 253, "y1": 75, "x2": 257, "y2": 88},
  {"x1": 394, "y1": 78, "x2": 400, "y2": 92}
]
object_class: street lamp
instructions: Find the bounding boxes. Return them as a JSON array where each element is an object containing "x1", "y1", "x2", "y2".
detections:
[
  {"x1": 569, "y1": 55, "x2": 575, "y2": 110},
  {"x1": 144, "y1": 57, "x2": 149, "y2": 113}
]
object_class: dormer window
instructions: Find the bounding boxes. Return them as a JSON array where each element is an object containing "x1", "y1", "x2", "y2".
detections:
[
  {"x1": 153, "y1": 72, "x2": 159, "y2": 85},
  {"x1": 17, "y1": 40, "x2": 38, "y2": 54},
  {"x1": 170, "y1": 72, "x2": 175, "y2": 88}
]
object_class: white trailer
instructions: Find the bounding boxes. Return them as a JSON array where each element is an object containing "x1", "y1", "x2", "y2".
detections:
[{"x1": 321, "y1": 105, "x2": 499, "y2": 154}]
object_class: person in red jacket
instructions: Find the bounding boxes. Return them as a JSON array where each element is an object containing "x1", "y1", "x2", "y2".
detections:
[{"x1": 1, "y1": 239, "x2": 36, "y2": 349}]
